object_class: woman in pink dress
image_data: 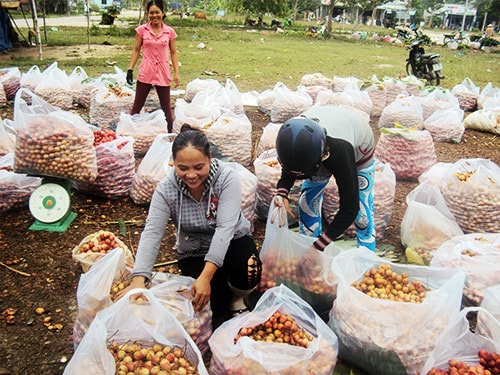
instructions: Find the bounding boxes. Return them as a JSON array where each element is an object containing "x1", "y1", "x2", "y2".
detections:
[{"x1": 127, "y1": 0, "x2": 179, "y2": 132}]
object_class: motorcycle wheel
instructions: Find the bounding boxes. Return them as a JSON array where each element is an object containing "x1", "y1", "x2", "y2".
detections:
[
  {"x1": 405, "y1": 62, "x2": 414, "y2": 76},
  {"x1": 427, "y1": 71, "x2": 440, "y2": 86}
]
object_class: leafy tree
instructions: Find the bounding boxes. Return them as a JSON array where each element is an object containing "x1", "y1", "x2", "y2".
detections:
[
  {"x1": 228, "y1": 0, "x2": 289, "y2": 25},
  {"x1": 475, "y1": 0, "x2": 499, "y2": 30}
]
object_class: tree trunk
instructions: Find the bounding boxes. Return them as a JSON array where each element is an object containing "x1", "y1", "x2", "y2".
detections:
[{"x1": 327, "y1": 1, "x2": 334, "y2": 32}]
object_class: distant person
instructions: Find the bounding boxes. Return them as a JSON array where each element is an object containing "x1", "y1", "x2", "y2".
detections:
[
  {"x1": 485, "y1": 24, "x2": 494, "y2": 38},
  {"x1": 273, "y1": 106, "x2": 376, "y2": 252},
  {"x1": 127, "y1": 0, "x2": 179, "y2": 132}
]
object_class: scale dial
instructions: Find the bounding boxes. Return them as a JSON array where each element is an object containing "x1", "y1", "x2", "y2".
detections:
[{"x1": 29, "y1": 183, "x2": 71, "y2": 223}]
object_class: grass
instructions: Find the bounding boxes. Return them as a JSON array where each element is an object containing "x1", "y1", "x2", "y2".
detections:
[{"x1": 5, "y1": 19, "x2": 500, "y2": 93}]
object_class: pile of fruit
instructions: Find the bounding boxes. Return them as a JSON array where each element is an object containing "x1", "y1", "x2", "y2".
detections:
[
  {"x1": 72, "y1": 230, "x2": 133, "y2": 272},
  {"x1": 93, "y1": 129, "x2": 117, "y2": 147},
  {"x1": 235, "y1": 310, "x2": 315, "y2": 348},
  {"x1": 108, "y1": 341, "x2": 199, "y2": 375},
  {"x1": 427, "y1": 349, "x2": 499, "y2": 375},
  {"x1": 78, "y1": 230, "x2": 121, "y2": 254},
  {"x1": 352, "y1": 263, "x2": 429, "y2": 303}
]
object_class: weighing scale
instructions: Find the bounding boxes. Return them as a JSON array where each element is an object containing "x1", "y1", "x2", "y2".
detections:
[{"x1": 28, "y1": 177, "x2": 77, "y2": 232}]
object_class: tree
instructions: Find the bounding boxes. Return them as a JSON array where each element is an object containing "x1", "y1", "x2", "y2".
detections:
[
  {"x1": 475, "y1": 0, "x2": 500, "y2": 30},
  {"x1": 420, "y1": 0, "x2": 444, "y2": 28},
  {"x1": 228, "y1": 0, "x2": 289, "y2": 25}
]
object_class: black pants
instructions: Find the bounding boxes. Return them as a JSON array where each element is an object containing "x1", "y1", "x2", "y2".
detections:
[
  {"x1": 178, "y1": 235, "x2": 262, "y2": 328},
  {"x1": 130, "y1": 80, "x2": 173, "y2": 132}
]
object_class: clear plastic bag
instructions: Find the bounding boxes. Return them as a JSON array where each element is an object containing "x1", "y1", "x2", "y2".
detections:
[
  {"x1": 116, "y1": 110, "x2": 168, "y2": 157},
  {"x1": 226, "y1": 161, "x2": 257, "y2": 231},
  {"x1": 430, "y1": 233, "x2": 500, "y2": 307},
  {"x1": 401, "y1": 181, "x2": 463, "y2": 264},
  {"x1": 209, "y1": 284, "x2": 339, "y2": 375},
  {"x1": 378, "y1": 95, "x2": 424, "y2": 129},
  {"x1": 481, "y1": 285, "x2": 500, "y2": 321},
  {"x1": 71, "y1": 230, "x2": 134, "y2": 273},
  {"x1": 63, "y1": 288, "x2": 209, "y2": 375},
  {"x1": 0, "y1": 118, "x2": 16, "y2": 157},
  {"x1": 149, "y1": 276, "x2": 213, "y2": 360},
  {"x1": 374, "y1": 127, "x2": 437, "y2": 181},
  {"x1": 0, "y1": 153, "x2": 40, "y2": 213},
  {"x1": 440, "y1": 158, "x2": 500, "y2": 233},
  {"x1": 452, "y1": 77, "x2": 480, "y2": 111},
  {"x1": 12, "y1": 88, "x2": 98, "y2": 182},
  {"x1": 424, "y1": 106, "x2": 465, "y2": 143},
  {"x1": 130, "y1": 133, "x2": 175, "y2": 205},
  {"x1": 255, "y1": 122, "x2": 282, "y2": 155},
  {"x1": 258, "y1": 200, "x2": 340, "y2": 321},
  {"x1": 205, "y1": 110, "x2": 253, "y2": 166},
  {"x1": 329, "y1": 249, "x2": 466, "y2": 375},
  {"x1": 253, "y1": 148, "x2": 301, "y2": 223},
  {"x1": 420, "y1": 307, "x2": 500, "y2": 374},
  {"x1": 73, "y1": 136, "x2": 135, "y2": 199},
  {"x1": 73, "y1": 248, "x2": 132, "y2": 348}
]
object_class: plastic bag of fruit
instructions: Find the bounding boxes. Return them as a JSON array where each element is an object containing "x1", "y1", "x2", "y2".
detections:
[
  {"x1": 0, "y1": 153, "x2": 41, "y2": 213},
  {"x1": 253, "y1": 148, "x2": 301, "y2": 223},
  {"x1": 259, "y1": 199, "x2": 341, "y2": 321},
  {"x1": 226, "y1": 161, "x2": 257, "y2": 232},
  {"x1": 71, "y1": 230, "x2": 134, "y2": 272},
  {"x1": 116, "y1": 110, "x2": 169, "y2": 157},
  {"x1": 73, "y1": 248, "x2": 132, "y2": 348},
  {"x1": 374, "y1": 126, "x2": 437, "y2": 181},
  {"x1": 63, "y1": 288, "x2": 209, "y2": 375},
  {"x1": 400, "y1": 181, "x2": 463, "y2": 265},
  {"x1": 209, "y1": 284, "x2": 339, "y2": 375},
  {"x1": 420, "y1": 306, "x2": 500, "y2": 375},
  {"x1": 73, "y1": 135, "x2": 135, "y2": 199},
  {"x1": 149, "y1": 276, "x2": 213, "y2": 360},
  {"x1": 430, "y1": 233, "x2": 500, "y2": 307},
  {"x1": 481, "y1": 285, "x2": 500, "y2": 321},
  {"x1": 12, "y1": 88, "x2": 98, "y2": 183},
  {"x1": 0, "y1": 118, "x2": 16, "y2": 157},
  {"x1": 130, "y1": 133, "x2": 176, "y2": 205},
  {"x1": 329, "y1": 248, "x2": 466, "y2": 375},
  {"x1": 440, "y1": 158, "x2": 500, "y2": 234}
]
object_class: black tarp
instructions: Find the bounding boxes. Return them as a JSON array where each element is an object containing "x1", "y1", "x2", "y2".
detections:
[{"x1": 0, "y1": 8, "x2": 14, "y2": 51}]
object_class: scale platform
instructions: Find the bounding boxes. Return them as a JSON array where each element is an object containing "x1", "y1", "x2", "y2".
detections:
[{"x1": 28, "y1": 177, "x2": 77, "y2": 232}]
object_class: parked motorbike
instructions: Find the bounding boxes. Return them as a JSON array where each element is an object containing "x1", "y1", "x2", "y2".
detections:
[
  {"x1": 396, "y1": 27, "x2": 418, "y2": 41},
  {"x1": 405, "y1": 38, "x2": 444, "y2": 86}
]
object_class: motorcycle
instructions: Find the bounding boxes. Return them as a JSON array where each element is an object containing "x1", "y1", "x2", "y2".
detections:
[{"x1": 405, "y1": 38, "x2": 444, "y2": 86}]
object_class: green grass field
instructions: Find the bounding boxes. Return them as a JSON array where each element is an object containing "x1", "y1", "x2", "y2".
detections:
[{"x1": 6, "y1": 18, "x2": 500, "y2": 93}]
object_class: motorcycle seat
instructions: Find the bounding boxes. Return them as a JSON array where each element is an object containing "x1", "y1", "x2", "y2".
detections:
[{"x1": 422, "y1": 53, "x2": 439, "y2": 59}]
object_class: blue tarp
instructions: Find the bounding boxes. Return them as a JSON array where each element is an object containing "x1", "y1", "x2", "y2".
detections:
[{"x1": 0, "y1": 9, "x2": 13, "y2": 51}]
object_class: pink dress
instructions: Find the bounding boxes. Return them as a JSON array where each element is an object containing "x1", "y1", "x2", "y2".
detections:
[{"x1": 136, "y1": 22, "x2": 177, "y2": 87}]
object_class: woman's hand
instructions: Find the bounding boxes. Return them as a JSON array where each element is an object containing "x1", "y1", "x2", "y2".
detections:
[
  {"x1": 272, "y1": 195, "x2": 295, "y2": 226},
  {"x1": 173, "y1": 73, "x2": 180, "y2": 88},
  {"x1": 113, "y1": 276, "x2": 148, "y2": 302},
  {"x1": 191, "y1": 261, "x2": 217, "y2": 312},
  {"x1": 191, "y1": 275, "x2": 211, "y2": 312}
]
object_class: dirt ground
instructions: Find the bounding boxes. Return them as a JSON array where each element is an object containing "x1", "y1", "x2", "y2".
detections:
[
  {"x1": 0, "y1": 43, "x2": 130, "y2": 63},
  {"x1": 0, "y1": 82, "x2": 499, "y2": 375}
]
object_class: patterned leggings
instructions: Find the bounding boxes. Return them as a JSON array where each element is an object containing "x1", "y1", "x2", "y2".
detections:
[{"x1": 298, "y1": 160, "x2": 376, "y2": 251}]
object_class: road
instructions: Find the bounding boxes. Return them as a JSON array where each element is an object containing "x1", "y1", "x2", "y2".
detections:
[{"x1": 13, "y1": 9, "x2": 140, "y2": 27}]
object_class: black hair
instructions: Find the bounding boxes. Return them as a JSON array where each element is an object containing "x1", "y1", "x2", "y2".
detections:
[
  {"x1": 172, "y1": 125, "x2": 211, "y2": 160},
  {"x1": 146, "y1": 0, "x2": 164, "y2": 13}
]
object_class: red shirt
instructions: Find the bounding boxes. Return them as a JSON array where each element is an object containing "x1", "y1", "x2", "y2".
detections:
[{"x1": 136, "y1": 22, "x2": 177, "y2": 87}]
